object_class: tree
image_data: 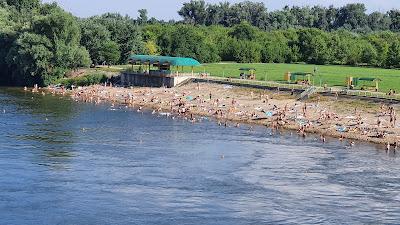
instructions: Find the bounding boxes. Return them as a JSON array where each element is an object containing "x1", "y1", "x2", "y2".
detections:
[
  {"x1": 361, "y1": 42, "x2": 378, "y2": 65},
  {"x1": 159, "y1": 25, "x2": 219, "y2": 63},
  {"x1": 178, "y1": 0, "x2": 207, "y2": 25},
  {"x1": 0, "y1": 6, "x2": 17, "y2": 84},
  {"x1": 386, "y1": 40, "x2": 400, "y2": 68},
  {"x1": 298, "y1": 29, "x2": 331, "y2": 64},
  {"x1": 3, "y1": 3, "x2": 91, "y2": 85},
  {"x1": 205, "y1": 4, "x2": 222, "y2": 26},
  {"x1": 6, "y1": 0, "x2": 40, "y2": 11},
  {"x1": 389, "y1": 10, "x2": 400, "y2": 32},
  {"x1": 290, "y1": 6, "x2": 315, "y2": 28},
  {"x1": 98, "y1": 40, "x2": 120, "y2": 65},
  {"x1": 6, "y1": 33, "x2": 53, "y2": 85},
  {"x1": 368, "y1": 12, "x2": 390, "y2": 31},
  {"x1": 33, "y1": 4, "x2": 81, "y2": 46},
  {"x1": 137, "y1": 9, "x2": 148, "y2": 25},
  {"x1": 232, "y1": 39, "x2": 261, "y2": 63},
  {"x1": 144, "y1": 40, "x2": 159, "y2": 55},
  {"x1": 367, "y1": 33, "x2": 391, "y2": 67},
  {"x1": 260, "y1": 31, "x2": 292, "y2": 63},
  {"x1": 0, "y1": 7, "x2": 14, "y2": 32},
  {"x1": 312, "y1": 6, "x2": 329, "y2": 31},
  {"x1": 54, "y1": 40, "x2": 90, "y2": 70},
  {"x1": 94, "y1": 13, "x2": 145, "y2": 63},
  {"x1": 80, "y1": 19, "x2": 112, "y2": 65},
  {"x1": 334, "y1": 4, "x2": 367, "y2": 30},
  {"x1": 310, "y1": 35, "x2": 331, "y2": 64},
  {"x1": 229, "y1": 21, "x2": 257, "y2": 40}
]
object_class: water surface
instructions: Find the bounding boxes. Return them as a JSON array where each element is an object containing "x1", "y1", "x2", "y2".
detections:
[{"x1": 1, "y1": 88, "x2": 399, "y2": 224}]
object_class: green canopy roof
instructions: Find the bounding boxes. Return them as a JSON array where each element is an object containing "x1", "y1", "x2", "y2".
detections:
[
  {"x1": 291, "y1": 72, "x2": 313, "y2": 76},
  {"x1": 239, "y1": 68, "x2": 256, "y2": 71},
  {"x1": 358, "y1": 77, "x2": 381, "y2": 82},
  {"x1": 128, "y1": 55, "x2": 201, "y2": 67}
]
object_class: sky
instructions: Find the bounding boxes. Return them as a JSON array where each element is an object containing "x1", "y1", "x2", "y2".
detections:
[{"x1": 41, "y1": 0, "x2": 400, "y2": 20}]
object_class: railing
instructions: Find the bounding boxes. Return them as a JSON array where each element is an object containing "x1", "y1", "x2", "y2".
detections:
[
  {"x1": 195, "y1": 75, "x2": 309, "y2": 91},
  {"x1": 338, "y1": 89, "x2": 400, "y2": 101},
  {"x1": 194, "y1": 75, "x2": 400, "y2": 102}
]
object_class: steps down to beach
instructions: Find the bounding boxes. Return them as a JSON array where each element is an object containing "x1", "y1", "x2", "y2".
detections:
[{"x1": 297, "y1": 86, "x2": 317, "y2": 100}]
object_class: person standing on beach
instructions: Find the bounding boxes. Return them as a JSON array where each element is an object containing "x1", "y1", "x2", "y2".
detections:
[
  {"x1": 390, "y1": 107, "x2": 396, "y2": 128},
  {"x1": 209, "y1": 92, "x2": 212, "y2": 100},
  {"x1": 303, "y1": 103, "x2": 307, "y2": 118}
]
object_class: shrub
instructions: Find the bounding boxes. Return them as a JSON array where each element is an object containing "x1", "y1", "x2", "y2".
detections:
[{"x1": 55, "y1": 73, "x2": 108, "y2": 88}]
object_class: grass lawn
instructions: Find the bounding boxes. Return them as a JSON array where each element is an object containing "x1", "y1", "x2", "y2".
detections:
[
  {"x1": 188, "y1": 63, "x2": 400, "y2": 92},
  {"x1": 112, "y1": 62, "x2": 400, "y2": 92}
]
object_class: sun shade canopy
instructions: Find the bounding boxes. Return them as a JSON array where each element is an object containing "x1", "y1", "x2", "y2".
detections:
[
  {"x1": 239, "y1": 68, "x2": 256, "y2": 71},
  {"x1": 358, "y1": 77, "x2": 381, "y2": 82},
  {"x1": 128, "y1": 55, "x2": 201, "y2": 67},
  {"x1": 291, "y1": 72, "x2": 313, "y2": 76}
]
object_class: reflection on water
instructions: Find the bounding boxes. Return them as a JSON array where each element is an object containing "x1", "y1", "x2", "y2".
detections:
[
  {"x1": 0, "y1": 88, "x2": 76, "y2": 169},
  {"x1": 0, "y1": 87, "x2": 400, "y2": 225}
]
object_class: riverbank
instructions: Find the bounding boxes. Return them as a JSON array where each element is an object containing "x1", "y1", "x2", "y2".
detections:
[{"x1": 49, "y1": 82, "x2": 400, "y2": 148}]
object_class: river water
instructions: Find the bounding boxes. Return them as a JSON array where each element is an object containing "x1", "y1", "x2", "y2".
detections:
[{"x1": 1, "y1": 87, "x2": 400, "y2": 225}]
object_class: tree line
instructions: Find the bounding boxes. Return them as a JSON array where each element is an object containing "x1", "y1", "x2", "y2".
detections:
[
  {"x1": 0, "y1": 0, "x2": 400, "y2": 86},
  {"x1": 144, "y1": 22, "x2": 400, "y2": 67},
  {"x1": 178, "y1": 1, "x2": 400, "y2": 33},
  {"x1": 0, "y1": 0, "x2": 144, "y2": 85}
]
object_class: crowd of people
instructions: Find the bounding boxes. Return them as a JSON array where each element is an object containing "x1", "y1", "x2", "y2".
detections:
[{"x1": 43, "y1": 82, "x2": 400, "y2": 150}]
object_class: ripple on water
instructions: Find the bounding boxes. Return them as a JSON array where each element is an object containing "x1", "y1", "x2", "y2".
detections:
[{"x1": 0, "y1": 88, "x2": 400, "y2": 224}]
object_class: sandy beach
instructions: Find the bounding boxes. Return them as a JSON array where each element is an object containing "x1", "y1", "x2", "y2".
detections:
[{"x1": 49, "y1": 82, "x2": 400, "y2": 148}]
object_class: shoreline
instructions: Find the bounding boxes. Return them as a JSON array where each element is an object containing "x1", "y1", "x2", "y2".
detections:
[{"x1": 47, "y1": 82, "x2": 400, "y2": 148}]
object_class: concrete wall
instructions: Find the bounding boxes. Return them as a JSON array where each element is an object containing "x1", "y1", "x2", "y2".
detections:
[{"x1": 121, "y1": 73, "x2": 191, "y2": 88}]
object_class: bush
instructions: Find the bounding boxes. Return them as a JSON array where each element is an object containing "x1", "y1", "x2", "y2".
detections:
[{"x1": 55, "y1": 73, "x2": 108, "y2": 88}]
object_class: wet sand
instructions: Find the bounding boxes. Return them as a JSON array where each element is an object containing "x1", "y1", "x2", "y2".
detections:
[{"x1": 49, "y1": 82, "x2": 400, "y2": 148}]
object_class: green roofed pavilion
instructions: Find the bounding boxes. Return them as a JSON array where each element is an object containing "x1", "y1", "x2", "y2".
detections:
[
  {"x1": 128, "y1": 55, "x2": 201, "y2": 67},
  {"x1": 122, "y1": 55, "x2": 201, "y2": 88}
]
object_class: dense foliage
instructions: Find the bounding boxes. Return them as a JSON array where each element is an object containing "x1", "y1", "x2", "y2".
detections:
[
  {"x1": 56, "y1": 72, "x2": 108, "y2": 88},
  {"x1": 144, "y1": 22, "x2": 400, "y2": 67},
  {"x1": 1, "y1": 0, "x2": 400, "y2": 86},
  {"x1": 0, "y1": 0, "x2": 144, "y2": 85},
  {"x1": 178, "y1": 1, "x2": 400, "y2": 33},
  {"x1": 0, "y1": 1, "x2": 92, "y2": 85}
]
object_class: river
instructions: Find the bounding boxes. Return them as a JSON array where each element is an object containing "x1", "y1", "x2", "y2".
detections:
[{"x1": 1, "y1": 87, "x2": 400, "y2": 224}]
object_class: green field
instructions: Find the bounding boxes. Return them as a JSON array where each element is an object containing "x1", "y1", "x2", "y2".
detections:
[
  {"x1": 188, "y1": 63, "x2": 400, "y2": 92},
  {"x1": 113, "y1": 63, "x2": 400, "y2": 92}
]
